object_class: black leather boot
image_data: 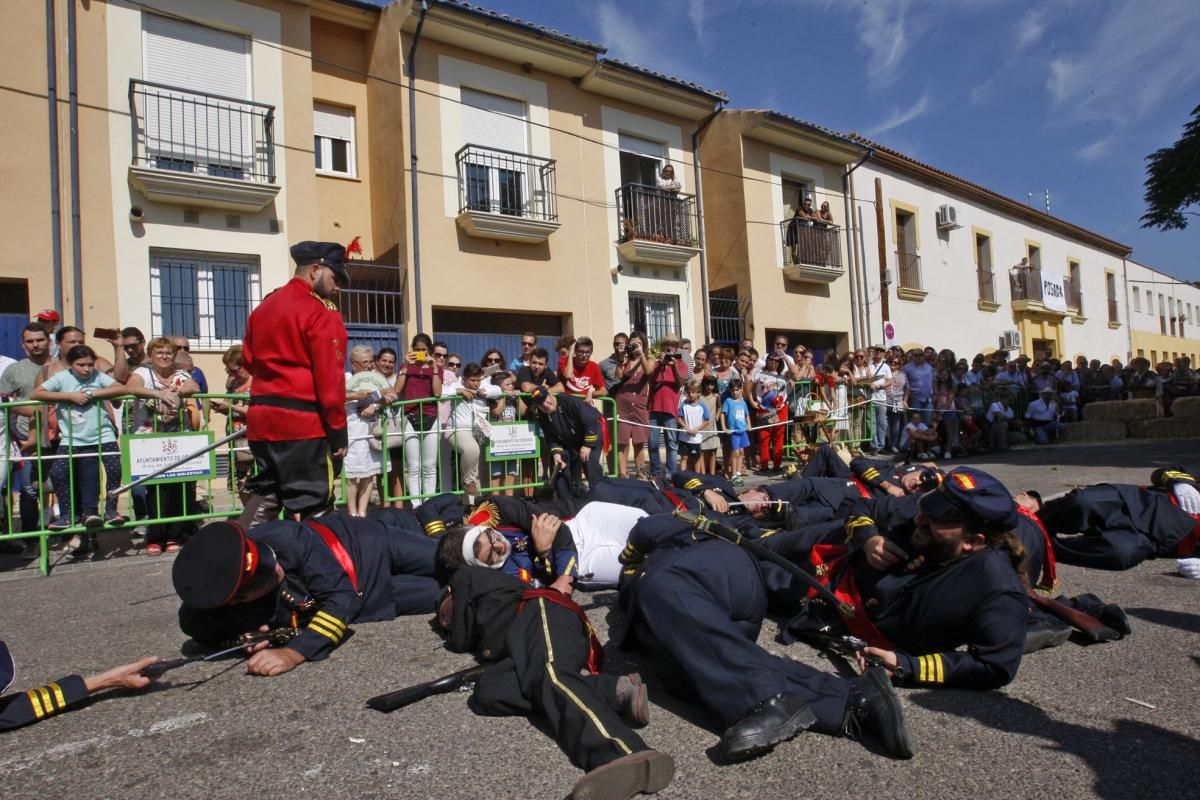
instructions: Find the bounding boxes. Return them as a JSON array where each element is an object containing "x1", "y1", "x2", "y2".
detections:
[
  {"x1": 720, "y1": 691, "x2": 816, "y2": 761},
  {"x1": 843, "y1": 666, "x2": 914, "y2": 759}
]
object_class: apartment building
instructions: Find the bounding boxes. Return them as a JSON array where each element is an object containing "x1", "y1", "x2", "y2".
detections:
[
  {"x1": 1125, "y1": 260, "x2": 1200, "y2": 367},
  {"x1": 700, "y1": 110, "x2": 869, "y2": 354},
  {"x1": 851, "y1": 139, "x2": 1132, "y2": 363}
]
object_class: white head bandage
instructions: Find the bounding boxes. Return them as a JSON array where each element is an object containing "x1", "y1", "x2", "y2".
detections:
[{"x1": 462, "y1": 525, "x2": 507, "y2": 570}]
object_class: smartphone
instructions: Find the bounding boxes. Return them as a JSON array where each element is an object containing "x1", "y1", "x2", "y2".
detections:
[{"x1": 93, "y1": 327, "x2": 120, "y2": 340}]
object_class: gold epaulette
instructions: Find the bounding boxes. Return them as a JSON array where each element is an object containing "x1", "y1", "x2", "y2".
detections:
[{"x1": 309, "y1": 291, "x2": 338, "y2": 311}]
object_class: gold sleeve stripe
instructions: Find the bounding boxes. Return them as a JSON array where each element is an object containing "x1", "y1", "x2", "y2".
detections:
[
  {"x1": 934, "y1": 653, "x2": 944, "y2": 683},
  {"x1": 37, "y1": 686, "x2": 54, "y2": 713},
  {"x1": 583, "y1": 434, "x2": 599, "y2": 442},
  {"x1": 863, "y1": 468, "x2": 880, "y2": 481},
  {"x1": 27, "y1": 690, "x2": 45, "y2": 718},
  {"x1": 917, "y1": 656, "x2": 927, "y2": 683},
  {"x1": 314, "y1": 611, "x2": 347, "y2": 632},
  {"x1": 563, "y1": 556, "x2": 577, "y2": 576},
  {"x1": 684, "y1": 479, "x2": 703, "y2": 490},
  {"x1": 424, "y1": 521, "x2": 446, "y2": 535},
  {"x1": 307, "y1": 619, "x2": 343, "y2": 643},
  {"x1": 49, "y1": 683, "x2": 66, "y2": 709}
]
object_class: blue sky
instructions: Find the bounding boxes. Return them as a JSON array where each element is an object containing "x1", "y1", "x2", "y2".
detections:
[{"x1": 482, "y1": 0, "x2": 1200, "y2": 281}]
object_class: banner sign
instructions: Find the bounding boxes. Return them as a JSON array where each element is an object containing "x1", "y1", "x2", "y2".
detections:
[
  {"x1": 1041, "y1": 272, "x2": 1068, "y2": 312},
  {"x1": 486, "y1": 422, "x2": 541, "y2": 462},
  {"x1": 121, "y1": 431, "x2": 217, "y2": 485}
]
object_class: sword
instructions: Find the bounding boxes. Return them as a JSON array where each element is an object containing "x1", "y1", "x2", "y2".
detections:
[
  {"x1": 140, "y1": 642, "x2": 251, "y2": 677},
  {"x1": 671, "y1": 506, "x2": 855, "y2": 618},
  {"x1": 107, "y1": 428, "x2": 246, "y2": 499}
]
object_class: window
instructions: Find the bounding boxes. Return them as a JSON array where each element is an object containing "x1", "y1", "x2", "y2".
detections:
[
  {"x1": 460, "y1": 88, "x2": 530, "y2": 216},
  {"x1": 1067, "y1": 260, "x2": 1081, "y2": 310},
  {"x1": 150, "y1": 250, "x2": 261, "y2": 348},
  {"x1": 782, "y1": 178, "x2": 812, "y2": 219},
  {"x1": 618, "y1": 132, "x2": 665, "y2": 187},
  {"x1": 975, "y1": 233, "x2": 992, "y2": 272},
  {"x1": 628, "y1": 291, "x2": 680, "y2": 346},
  {"x1": 894, "y1": 209, "x2": 919, "y2": 289},
  {"x1": 1159, "y1": 294, "x2": 1167, "y2": 334},
  {"x1": 314, "y1": 104, "x2": 356, "y2": 177},
  {"x1": 1026, "y1": 243, "x2": 1042, "y2": 269},
  {"x1": 1133, "y1": 286, "x2": 1141, "y2": 312},
  {"x1": 1105, "y1": 272, "x2": 1118, "y2": 325}
]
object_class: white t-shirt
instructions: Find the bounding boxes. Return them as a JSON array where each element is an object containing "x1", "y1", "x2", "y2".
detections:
[
  {"x1": 986, "y1": 401, "x2": 1014, "y2": 423},
  {"x1": 678, "y1": 400, "x2": 711, "y2": 444}
]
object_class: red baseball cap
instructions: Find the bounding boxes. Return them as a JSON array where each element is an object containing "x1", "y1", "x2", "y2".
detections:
[{"x1": 35, "y1": 308, "x2": 60, "y2": 323}]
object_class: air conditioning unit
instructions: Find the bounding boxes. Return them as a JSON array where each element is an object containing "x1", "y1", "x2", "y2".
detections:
[
  {"x1": 1000, "y1": 330, "x2": 1022, "y2": 350},
  {"x1": 936, "y1": 204, "x2": 962, "y2": 231}
]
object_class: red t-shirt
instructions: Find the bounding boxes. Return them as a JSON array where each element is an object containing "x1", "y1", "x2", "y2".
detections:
[{"x1": 560, "y1": 359, "x2": 605, "y2": 396}]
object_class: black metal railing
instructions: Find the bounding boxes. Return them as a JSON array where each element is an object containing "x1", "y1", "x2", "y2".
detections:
[
  {"x1": 1108, "y1": 298, "x2": 1119, "y2": 325},
  {"x1": 129, "y1": 79, "x2": 275, "y2": 183},
  {"x1": 1066, "y1": 281, "x2": 1082, "y2": 312},
  {"x1": 455, "y1": 144, "x2": 557, "y2": 221},
  {"x1": 977, "y1": 269, "x2": 995, "y2": 303},
  {"x1": 780, "y1": 218, "x2": 842, "y2": 270},
  {"x1": 896, "y1": 250, "x2": 921, "y2": 290},
  {"x1": 1009, "y1": 266, "x2": 1043, "y2": 303},
  {"x1": 340, "y1": 260, "x2": 405, "y2": 327},
  {"x1": 616, "y1": 184, "x2": 696, "y2": 246},
  {"x1": 709, "y1": 288, "x2": 747, "y2": 344}
]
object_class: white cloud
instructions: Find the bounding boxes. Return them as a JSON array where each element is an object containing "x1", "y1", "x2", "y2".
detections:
[
  {"x1": 868, "y1": 94, "x2": 933, "y2": 136},
  {"x1": 1014, "y1": 8, "x2": 1047, "y2": 50},
  {"x1": 687, "y1": 0, "x2": 710, "y2": 46},
  {"x1": 856, "y1": 0, "x2": 913, "y2": 89},
  {"x1": 593, "y1": 1, "x2": 657, "y2": 63},
  {"x1": 1077, "y1": 136, "x2": 1114, "y2": 162},
  {"x1": 1046, "y1": 0, "x2": 1200, "y2": 124}
]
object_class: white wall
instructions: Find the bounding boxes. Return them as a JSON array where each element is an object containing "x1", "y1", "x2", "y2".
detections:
[{"x1": 853, "y1": 161, "x2": 1129, "y2": 360}]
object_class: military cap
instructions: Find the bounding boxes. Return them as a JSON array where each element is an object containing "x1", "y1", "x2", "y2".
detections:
[
  {"x1": 528, "y1": 384, "x2": 551, "y2": 406},
  {"x1": 918, "y1": 467, "x2": 1018, "y2": 531},
  {"x1": 290, "y1": 240, "x2": 350, "y2": 287},
  {"x1": 172, "y1": 521, "x2": 277, "y2": 610}
]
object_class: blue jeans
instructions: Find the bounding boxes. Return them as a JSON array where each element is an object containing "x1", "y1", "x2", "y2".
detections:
[
  {"x1": 871, "y1": 401, "x2": 887, "y2": 450},
  {"x1": 648, "y1": 411, "x2": 679, "y2": 478},
  {"x1": 910, "y1": 396, "x2": 933, "y2": 427},
  {"x1": 887, "y1": 407, "x2": 906, "y2": 450},
  {"x1": 1030, "y1": 421, "x2": 1065, "y2": 444}
]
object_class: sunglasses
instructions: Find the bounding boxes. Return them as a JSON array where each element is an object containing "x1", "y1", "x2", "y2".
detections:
[
  {"x1": 484, "y1": 357, "x2": 501, "y2": 364},
  {"x1": 432, "y1": 352, "x2": 447, "y2": 359},
  {"x1": 447, "y1": 361, "x2": 461, "y2": 368},
  {"x1": 122, "y1": 343, "x2": 141, "y2": 351}
]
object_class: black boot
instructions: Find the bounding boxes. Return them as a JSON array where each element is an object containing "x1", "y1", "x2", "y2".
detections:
[
  {"x1": 1023, "y1": 608, "x2": 1073, "y2": 653},
  {"x1": 720, "y1": 691, "x2": 816, "y2": 761},
  {"x1": 1068, "y1": 593, "x2": 1132, "y2": 637},
  {"x1": 843, "y1": 667, "x2": 914, "y2": 759}
]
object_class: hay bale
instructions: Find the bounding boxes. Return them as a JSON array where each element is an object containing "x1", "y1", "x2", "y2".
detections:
[
  {"x1": 1082, "y1": 398, "x2": 1162, "y2": 423},
  {"x1": 1170, "y1": 396, "x2": 1200, "y2": 419},
  {"x1": 1127, "y1": 418, "x2": 1200, "y2": 440},
  {"x1": 1063, "y1": 420, "x2": 1128, "y2": 441}
]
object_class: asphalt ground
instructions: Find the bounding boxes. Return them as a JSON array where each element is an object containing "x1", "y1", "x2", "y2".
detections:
[{"x1": 0, "y1": 439, "x2": 1197, "y2": 800}]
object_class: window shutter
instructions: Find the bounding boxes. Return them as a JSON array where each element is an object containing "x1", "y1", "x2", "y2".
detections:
[
  {"x1": 460, "y1": 88, "x2": 527, "y2": 153},
  {"x1": 618, "y1": 133, "x2": 665, "y2": 157},
  {"x1": 314, "y1": 104, "x2": 354, "y2": 141},
  {"x1": 143, "y1": 14, "x2": 249, "y2": 99}
]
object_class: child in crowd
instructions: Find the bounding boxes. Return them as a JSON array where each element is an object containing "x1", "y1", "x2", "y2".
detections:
[
  {"x1": 900, "y1": 410, "x2": 938, "y2": 461},
  {"x1": 1059, "y1": 380, "x2": 1080, "y2": 423},
  {"x1": 721, "y1": 377, "x2": 750, "y2": 485},
  {"x1": 488, "y1": 372, "x2": 520, "y2": 495},
  {"x1": 698, "y1": 375, "x2": 721, "y2": 475},
  {"x1": 32, "y1": 345, "x2": 163, "y2": 545},
  {"x1": 676, "y1": 380, "x2": 711, "y2": 473}
]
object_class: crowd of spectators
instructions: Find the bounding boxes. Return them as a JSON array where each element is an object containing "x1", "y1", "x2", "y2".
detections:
[{"x1": 4, "y1": 308, "x2": 1200, "y2": 549}]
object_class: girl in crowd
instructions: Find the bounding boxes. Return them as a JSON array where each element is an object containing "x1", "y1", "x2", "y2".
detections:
[
  {"x1": 393, "y1": 333, "x2": 442, "y2": 506},
  {"x1": 697, "y1": 375, "x2": 721, "y2": 475},
  {"x1": 487, "y1": 371, "x2": 520, "y2": 495}
]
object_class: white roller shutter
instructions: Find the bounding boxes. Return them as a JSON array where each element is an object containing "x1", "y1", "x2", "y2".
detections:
[
  {"x1": 314, "y1": 104, "x2": 355, "y2": 141},
  {"x1": 143, "y1": 14, "x2": 249, "y2": 99},
  {"x1": 618, "y1": 132, "x2": 665, "y2": 157},
  {"x1": 460, "y1": 88, "x2": 527, "y2": 153}
]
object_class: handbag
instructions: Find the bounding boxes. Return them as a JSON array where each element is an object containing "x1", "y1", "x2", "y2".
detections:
[{"x1": 369, "y1": 408, "x2": 406, "y2": 451}]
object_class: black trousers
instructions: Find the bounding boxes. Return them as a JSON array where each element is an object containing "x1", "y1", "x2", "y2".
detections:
[
  {"x1": 624, "y1": 540, "x2": 851, "y2": 734},
  {"x1": 472, "y1": 596, "x2": 648, "y2": 772},
  {"x1": 1040, "y1": 488, "x2": 1157, "y2": 570},
  {"x1": 802, "y1": 445, "x2": 852, "y2": 479},
  {"x1": 245, "y1": 437, "x2": 341, "y2": 518}
]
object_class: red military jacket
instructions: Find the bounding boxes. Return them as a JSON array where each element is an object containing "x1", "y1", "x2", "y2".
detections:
[{"x1": 243, "y1": 277, "x2": 348, "y2": 448}]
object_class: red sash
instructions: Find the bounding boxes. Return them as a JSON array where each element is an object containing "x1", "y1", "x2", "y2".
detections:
[
  {"x1": 661, "y1": 488, "x2": 687, "y2": 510},
  {"x1": 807, "y1": 544, "x2": 893, "y2": 650},
  {"x1": 1016, "y1": 505, "x2": 1058, "y2": 591},
  {"x1": 849, "y1": 477, "x2": 872, "y2": 499},
  {"x1": 1165, "y1": 493, "x2": 1200, "y2": 556},
  {"x1": 305, "y1": 520, "x2": 359, "y2": 592},
  {"x1": 518, "y1": 588, "x2": 605, "y2": 674}
]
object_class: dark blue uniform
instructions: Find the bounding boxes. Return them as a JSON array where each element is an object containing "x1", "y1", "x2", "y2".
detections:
[
  {"x1": 802, "y1": 445, "x2": 923, "y2": 497},
  {"x1": 0, "y1": 641, "x2": 89, "y2": 731},
  {"x1": 533, "y1": 392, "x2": 605, "y2": 488},
  {"x1": 179, "y1": 513, "x2": 439, "y2": 660},
  {"x1": 1039, "y1": 483, "x2": 1197, "y2": 570},
  {"x1": 669, "y1": 470, "x2": 861, "y2": 529}
]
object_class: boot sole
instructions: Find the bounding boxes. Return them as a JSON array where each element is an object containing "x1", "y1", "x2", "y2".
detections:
[
  {"x1": 722, "y1": 705, "x2": 817, "y2": 761},
  {"x1": 572, "y1": 750, "x2": 675, "y2": 800}
]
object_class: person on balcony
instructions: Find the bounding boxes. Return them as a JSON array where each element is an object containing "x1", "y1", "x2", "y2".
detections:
[{"x1": 1009, "y1": 258, "x2": 1032, "y2": 300}]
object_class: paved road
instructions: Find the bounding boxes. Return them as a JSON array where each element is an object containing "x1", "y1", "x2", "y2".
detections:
[{"x1": 1, "y1": 440, "x2": 1197, "y2": 799}]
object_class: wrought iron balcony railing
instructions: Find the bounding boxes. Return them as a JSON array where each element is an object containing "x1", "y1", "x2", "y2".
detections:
[
  {"x1": 456, "y1": 144, "x2": 558, "y2": 221},
  {"x1": 780, "y1": 218, "x2": 842, "y2": 270},
  {"x1": 615, "y1": 183, "x2": 696, "y2": 247},
  {"x1": 129, "y1": 79, "x2": 276, "y2": 183},
  {"x1": 977, "y1": 269, "x2": 995, "y2": 303},
  {"x1": 896, "y1": 250, "x2": 922, "y2": 291}
]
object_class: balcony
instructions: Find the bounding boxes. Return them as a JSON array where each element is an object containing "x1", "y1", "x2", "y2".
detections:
[
  {"x1": 127, "y1": 80, "x2": 279, "y2": 213},
  {"x1": 895, "y1": 250, "x2": 925, "y2": 301},
  {"x1": 1108, "y1": 298, "x2": 1120, "y2": 327},
  {"x1": 455, "y1": 145, "x2": 560, "y2": 244},
  {"x1": 977, "y1": 269, "x2": 999, "y2": 311},
  {"x1": 779, "y1": 218, "x2": 842, "y2": 283},
  {"x1": 1009, "y1": 267, "x2": 1069, "y2": 316},
  {"x1": 615, "y1": 183, "x2": 700, "y2": 268}
]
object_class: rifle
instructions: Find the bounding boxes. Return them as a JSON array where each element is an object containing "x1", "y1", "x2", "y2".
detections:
[
  {"x1": 366, "y1": 664, "x2": 487, "y2": 713},
  {"x1": 671, "y1": 506, "x2": 854, "y2": 618},
  {"x1": 141, "y1": 627, "x2": 299, "y2": 677},
  {"x1": 1026, "y1": 591, "x2": 1121, "y2": 643}
]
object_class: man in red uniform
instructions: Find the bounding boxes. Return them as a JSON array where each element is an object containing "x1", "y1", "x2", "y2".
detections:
[{"x1": 240, "y1": 241, "x2": 350, "y2": 526}]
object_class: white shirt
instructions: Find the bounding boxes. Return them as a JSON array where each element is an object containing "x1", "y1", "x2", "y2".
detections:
[
  {"x1": 1024, "y1": 398, "x2": 1060, "y2": 422},
  {"x1": 986, "y1": 401, "x2": 1014, "y2": 423},
  {"x1": 867, "y1": 359, "x2": 892, "y2": 402}
]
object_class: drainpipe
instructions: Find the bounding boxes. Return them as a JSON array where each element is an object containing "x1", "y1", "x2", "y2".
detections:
[
  {"x1": 45, "y1": 0, "x2": 63, "y2": 315},
  {"x1": 407, "y1": 0, "x2": 428, "y2": 332},
  {"x1": 842, "y1": 148, "x2": 873, "y2": 347},
  {"x1": 1121, "y1": 256, "x2": 1133, "y2": 361},
  {"x1": 691, "y1": 101, "x2": 724, "y2": 343},
  {"x1": 67, "y1": 0, "x2": 83, "y2": 327}
]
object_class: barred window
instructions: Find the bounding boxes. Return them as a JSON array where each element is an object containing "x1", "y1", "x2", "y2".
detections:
[
  {"x1": 150, "y1": 250, "x2": 261, "y2": 349},
  {"x1": 628, "y1": 291, "x2": 681, "y2": 347}
]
